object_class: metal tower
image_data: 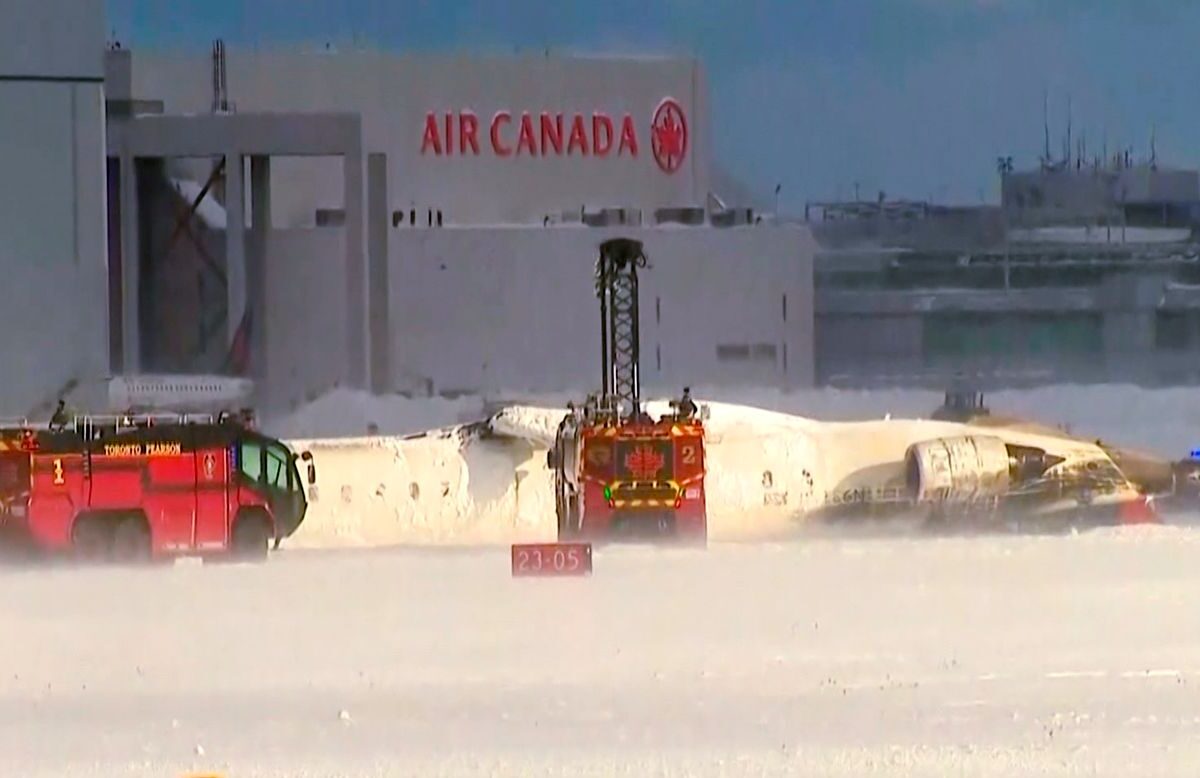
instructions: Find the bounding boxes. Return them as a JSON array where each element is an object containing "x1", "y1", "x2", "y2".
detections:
[{"x1": 595, "y1": 238, "x2": 646, "y2": 422}]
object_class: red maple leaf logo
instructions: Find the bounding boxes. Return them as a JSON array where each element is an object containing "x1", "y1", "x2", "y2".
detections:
[
  {"x1": 624, "y1": 444, "x2": 666, "y2": 480},
  {"x1": 651, "y1": 98, "x2": 688, "y2": 174}
]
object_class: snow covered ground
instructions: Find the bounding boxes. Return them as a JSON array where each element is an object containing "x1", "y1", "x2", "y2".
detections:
[
  {"x1": 4, "y1": 528, "x2": 1200, "y2": 776},
  {"x1": 5, "y1": 384, "x2": 1200, "y2": 776}
]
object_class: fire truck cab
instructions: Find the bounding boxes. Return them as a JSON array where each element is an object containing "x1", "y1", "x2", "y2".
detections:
[
  {"x1": 0, "y1": 412, "x2": 313, "y2": 562},
  {"x1": 552, "y1": 399, "x2": 706, "y2": 541}
]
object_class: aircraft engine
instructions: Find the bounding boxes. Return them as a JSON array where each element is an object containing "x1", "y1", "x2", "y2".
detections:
[{"x1": 905, "y1": 435, "x2": 1013, "y2": 504}]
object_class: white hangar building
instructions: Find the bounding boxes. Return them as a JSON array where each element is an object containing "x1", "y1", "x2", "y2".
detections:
[{"x1": 1, "y1": 0, "x2": 816, "y2": 415}]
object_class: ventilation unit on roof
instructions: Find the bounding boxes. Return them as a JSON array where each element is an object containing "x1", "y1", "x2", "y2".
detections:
[
  {"x1": 710, "y1": 207, "x2": 756, "y2": 227},
  {"x1": 315, "y1": 208, "x2": 345, "y2": 227},
  {"x1": 654, "y1": 207, "x2": 706, "y2": 226},
  {"x1": 581, "y1": 207, "x2": 643, "y2": 227}
]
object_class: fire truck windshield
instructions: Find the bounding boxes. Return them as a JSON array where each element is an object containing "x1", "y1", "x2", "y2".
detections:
[
  {"x1": 264, "y1": 444, "x2": 290, "y2": 489},
  {"x1": 240, "y1": 439, "x2": 264, "y2": 481},
  {"x1": 237, "y1": 434, "x2": 309, "y2": 540},
  {"x1": 239, "y1": 438, "x2": 300, "y2": 491}
]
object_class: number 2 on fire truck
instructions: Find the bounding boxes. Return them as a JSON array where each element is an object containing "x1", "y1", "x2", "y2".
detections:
[
  {"x1": 52, "y1": 458, "x2": 64, "y2": 485},
  {"x1": 681, "y1": 445, "x2": 696, "y2": 465}
]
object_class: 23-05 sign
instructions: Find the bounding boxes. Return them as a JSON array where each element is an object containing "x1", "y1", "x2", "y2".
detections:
[{"x1": 511, "y1": 543, "x2": 592, "y2": 577}]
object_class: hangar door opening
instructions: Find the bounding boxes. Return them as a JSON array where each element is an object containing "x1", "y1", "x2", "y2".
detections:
[{"x1": 107, "y1": 154, "x2": 253, "y2": 377}]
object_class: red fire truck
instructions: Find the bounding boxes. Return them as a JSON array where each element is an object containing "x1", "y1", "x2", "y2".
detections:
[
  {"x1": 0, "y1": 412, "x2": 312, "y2": 562},
  {"x1": 552, "y1": 407, "x2": 706, "y2": 540},
  {"x1": 547, "y1": 238, "x2": 708, "y2": 542}
]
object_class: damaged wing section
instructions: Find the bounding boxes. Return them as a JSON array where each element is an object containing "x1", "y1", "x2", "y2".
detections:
[{"x1": 479, "y1": 405, "x2": 567, "y2": 449}]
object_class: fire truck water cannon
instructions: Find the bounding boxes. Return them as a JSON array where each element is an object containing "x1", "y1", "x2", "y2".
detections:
[{"x1": 513, "y1": 237, "x2": 707, "y2": 578}]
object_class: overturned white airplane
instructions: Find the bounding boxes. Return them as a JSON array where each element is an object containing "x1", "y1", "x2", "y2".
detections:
[{"x1": 286, "y1": 390, "x2": 1198, "y2": 548}]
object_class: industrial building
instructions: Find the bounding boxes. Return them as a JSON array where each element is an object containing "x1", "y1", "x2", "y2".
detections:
[
  {"x1": 810, "y1": 154, "x2": 1200, "y2": 388},
  {"x1": 1, "y1": 0, "x2": 813, "y2": 417},
  {"x1": 0, "y1": 0, "x2": 110, "y2": 417},
  {"x1": 16, "y1": 1, "x2": 1200, "y2": 412}
]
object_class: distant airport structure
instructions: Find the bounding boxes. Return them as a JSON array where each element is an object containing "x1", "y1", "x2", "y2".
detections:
[
  {"x1": 809, "y1": 148, "x2": 1200, "y2": 387},
  {"x1": 0, "y1": 0, "x2": 811, "y2": 416},
  {"x1": 8, "y1": 0, "x2": 1200, "y2": 417}
]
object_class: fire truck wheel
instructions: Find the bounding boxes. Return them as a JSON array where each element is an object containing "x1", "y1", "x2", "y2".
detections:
[
  {"x1": 232, "y1": 511, "x2": 271, "y2": 561},
  {"x1": 111, "y1": 516, "x2": 152, "y2": 563},
  {"x1": 556, "y1": 489, "x2": 579, "y2": 538},
  {"x1": 555, "y1": 485, "x2": 567, "y2": 534},
  {"x1": 71, "y1": 517, "x2": 112, "y2": 562},
  {"x1": 567, "y1": 493, "x2": 581, "y2": 534}
]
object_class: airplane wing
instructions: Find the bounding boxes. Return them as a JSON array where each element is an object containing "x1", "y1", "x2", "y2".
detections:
[{"x1": 481, "y1": 405, "x2": 566, "y2": 449}]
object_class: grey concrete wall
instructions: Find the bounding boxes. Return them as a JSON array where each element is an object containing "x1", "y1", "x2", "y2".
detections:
[
  {"x1": 0, "y1": 0, "x2": 108, "y2": 414},
  {"x1": 0, "y1": 0, "x2": 105, "y2": 79},
  {"x1": 263, "y1": 229, "x2": 348, "y2": 411},
  {"x1": 388, "y1": 226, "x2": 813, "y2": 397},
  {"x1": 1117, "y1": 167, "x2": 1199, "y2": 203},
  {"x1": 812, "y1": 207, "x2": 1006, "y2": 252},
  {"x1": 1001, "y1": 165, "x2": 1200, "y2": 225},
  {"x1": 127, "y1": 49, "x2": 710, "y2": 226},
  {"x1": 263, "y1": 224, "x2": 814, "y2": 409},
  {"x1": 812, "y1": 275, "x2": 1200, "y2": 388},
  {"x1": 1002, "y1": 169, "x2": 1115, "y2": 220}
]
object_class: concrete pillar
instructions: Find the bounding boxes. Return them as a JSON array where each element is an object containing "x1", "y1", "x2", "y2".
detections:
[
  {"x1": 367, "y1": 153, "x2": 390, "y2": 394},
  {"x1": 343, "y1": 142, "x2": 367, "y2": 389},
  {"x1": 248, "y1": 155, "x2": 271, "y2": 383},
  {"x1": 225, "y1": 152, "x2": 246, "y2": 351},
  {"x1": 118, "y1": 151, "x2": 140, "y2": 373}
]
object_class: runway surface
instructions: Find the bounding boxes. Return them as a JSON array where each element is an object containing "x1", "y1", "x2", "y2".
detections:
[{"x1": 4, "y1": 526, "x2": 1200, "y2": 776}]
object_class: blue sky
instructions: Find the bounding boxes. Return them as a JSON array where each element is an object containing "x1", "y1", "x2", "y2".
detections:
[{"x1": 105, "y1": 1, "x2": 1200, "y2": 212}]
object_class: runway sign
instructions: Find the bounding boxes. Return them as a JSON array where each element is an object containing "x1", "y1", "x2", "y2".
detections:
[{"x1": 511, "y1": 542, "x2": 592, "y2": 577}]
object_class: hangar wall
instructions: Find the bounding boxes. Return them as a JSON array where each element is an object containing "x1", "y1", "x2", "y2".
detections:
[
  {"x1": 264, "y1": 225, "x2": 814, "y2": 412},
  {"x1": 128, "y1": 50, "x2": 710, "y2": 227},
  {"x1": 264, "y1": 229, "x2": 349, "y2": 408},
  {"x1": 120, "y1": 44, "x2": 815, "y2": 408},
  {"x1": 389, "y1": 227, "x2": 813, "y2": 397},
  {"x1": 0, "y1": 0, "x2": 109, "y2": 415}
]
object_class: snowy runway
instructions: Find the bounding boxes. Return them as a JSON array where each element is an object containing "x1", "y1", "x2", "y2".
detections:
[{"x1": 5, "y1": 527, "x2": 1200, "y2": 776}]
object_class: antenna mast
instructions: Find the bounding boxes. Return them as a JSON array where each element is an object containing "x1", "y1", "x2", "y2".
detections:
[
  {"x1": 1065, "y1": 93, "x2": 1073, "y2": 167},
  {"x1": 211, "y1": 39, "x2": 231, "y2": 113},
  {"x1": 1042, "y1": 88, "x2": 1051, "y2": 165}
]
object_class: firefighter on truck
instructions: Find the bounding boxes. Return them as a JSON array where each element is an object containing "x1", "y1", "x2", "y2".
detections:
[{"x1": 0, "y1": 411, "x2": 314, "y2": 562}]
